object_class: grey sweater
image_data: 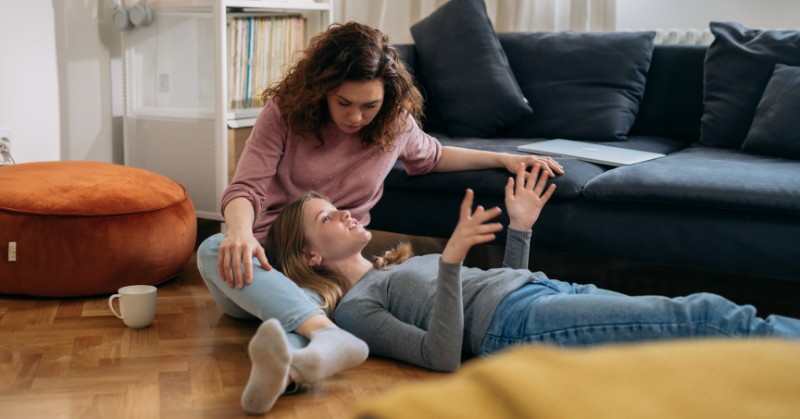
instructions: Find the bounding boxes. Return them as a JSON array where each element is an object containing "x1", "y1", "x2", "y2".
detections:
[{"x1": 333, "y1": 229, "x2": 548, "y2": 372}]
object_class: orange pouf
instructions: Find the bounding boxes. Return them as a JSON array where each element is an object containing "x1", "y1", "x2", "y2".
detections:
[{"x1": 0, "y1": 161, "x2": 196, "y2": 297}]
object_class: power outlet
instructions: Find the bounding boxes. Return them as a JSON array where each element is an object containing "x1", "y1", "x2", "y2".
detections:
[
  {"x1": 8, "y1": 242, "x2": 16, "y2": 262},
  {"x1": 0, "y1": 127, "x2": 12, "y2": 165}
]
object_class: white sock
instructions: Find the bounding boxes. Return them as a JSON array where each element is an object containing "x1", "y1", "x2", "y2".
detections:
[
  {"x1": 290, "y1": 327, "x2": 369, "y2": 385},
  {"x1": 241, "y1": 319, "x2": 292, "y2": 415}
]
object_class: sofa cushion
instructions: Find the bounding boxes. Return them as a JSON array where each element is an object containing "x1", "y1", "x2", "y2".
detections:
[
  {"x1": 700, "y1": 22, "x2": 800, "y2": 149},
  {"x1": 410, "y1": 0, "x2": 532, "y2": 138},
  {"x1": 741, "y1": 64, "x2": 800, "y2": 160},
  {"x1": 385, "y1": 137, "x2": 605, "y2": 199},
  {"x1": 498, "y1": 31, "x2": 655, "y2": 141},
  {"x1": 394, "y1": 44, "x2": 449, "y2": 135},
  {"x1": 629, "y1": 45, "x2": 706, "y2": 143},
  {"x1": 583, "y1": 147, "x2": 800, "y2": 216},
  {"x1": 384, "y1": 136, "x2": 685, "y2": 201}
]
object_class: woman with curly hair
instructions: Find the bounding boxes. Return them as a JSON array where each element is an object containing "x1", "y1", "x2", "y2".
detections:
[{"x1": 197, "y1": 21, "x2": 563, "y2": 414}]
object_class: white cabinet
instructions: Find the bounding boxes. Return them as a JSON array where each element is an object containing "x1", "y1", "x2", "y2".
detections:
[{"x1": 122, "y1": 0, "x2": 334, "y2": 220}]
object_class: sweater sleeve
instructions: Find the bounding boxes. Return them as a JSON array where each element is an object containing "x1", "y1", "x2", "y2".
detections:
[
  {"x1": 502, "y1": 228, "x2": 532, "y2": 269},
  {"x1": 397, "y1": 114, "x2": 443, "y2": 176},
  {"x1": 334, "y1": 260, "x2": 464, "y2": 372},
  {"x1": 220, "y1": 101, "x2": 287, "y2": 218}
]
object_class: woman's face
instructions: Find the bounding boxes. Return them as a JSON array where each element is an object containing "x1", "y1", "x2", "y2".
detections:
[
  {"x1": 326, "y1": 79, "x2": 384, "y2": 134},
  {"x1": 302, "y1": 197, "x2": 372, "y2": 266}
]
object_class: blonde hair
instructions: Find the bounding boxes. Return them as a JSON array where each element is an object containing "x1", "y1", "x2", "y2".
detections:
[
  {"x1": 266, "y1": 191, "x2": 413, "y2": 314},
  {"x1": 373, "y1": 242, "x2": 414, "y2": 270}
]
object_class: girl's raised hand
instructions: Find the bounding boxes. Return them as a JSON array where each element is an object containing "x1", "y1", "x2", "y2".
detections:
[
  {"x1": 441, "y1": 188, "x2": 503, "y2": 265},
  {"x1": 504, "y1": 163, "x2": 557, "y2": 232}
]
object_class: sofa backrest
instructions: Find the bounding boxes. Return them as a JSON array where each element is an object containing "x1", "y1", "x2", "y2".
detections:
[
  {"x1": 396, "y1": 40, "x2": 707, "y2": 143},
  {"x1": 629, "y1": 44, "x2": 706, "y2": 143},
  {"x1": 394, "y1": 43, "x2": 450, "y2": 134}
]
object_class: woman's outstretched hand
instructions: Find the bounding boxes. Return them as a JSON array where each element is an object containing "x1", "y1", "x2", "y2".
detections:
[
  {"x1": 505, "y1": 163, "x2": 557, "y2": 232},
  {"x1": 502, "y1": 153, "x2": 564, "y2": 176},
  {"x1": 441, "y1": 189, "x2": 504, "y2": 265},
  {"x1": 217, "y1": 232, "x2": 272, "y2": 289}
]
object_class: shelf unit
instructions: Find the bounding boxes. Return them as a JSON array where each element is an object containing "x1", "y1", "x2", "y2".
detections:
[{"x1": 122, "y1": 0, "x2": 334, "y2": 220}]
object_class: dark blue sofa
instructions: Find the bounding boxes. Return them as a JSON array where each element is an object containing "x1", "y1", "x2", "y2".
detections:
[{"x1": 370, "y1": 38, "x2": 800, "y2": 306}]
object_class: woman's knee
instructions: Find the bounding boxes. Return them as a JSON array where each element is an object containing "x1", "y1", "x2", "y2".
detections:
[
  {"x1": 197, "y1": 233, "x2": 224, "y2": 277},
  {"x1": 198, "y1": 233, "x2": 223, "y2": 262}
]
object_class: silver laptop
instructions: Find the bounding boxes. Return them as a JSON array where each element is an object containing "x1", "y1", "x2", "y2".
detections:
[{"x1": 517, "y1": 139, "x2": 665, "y2": 167}]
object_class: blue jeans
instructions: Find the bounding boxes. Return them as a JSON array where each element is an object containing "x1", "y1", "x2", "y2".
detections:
[
  {"x1": 480, "y1": 278, "x2": 800, "y2": 354},
  {"x1": 197, "y1": 233, "x2": 325, "y2": 349}
]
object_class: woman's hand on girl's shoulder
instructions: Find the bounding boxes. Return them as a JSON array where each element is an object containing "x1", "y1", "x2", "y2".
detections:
[{"x1": 441, "y1": 189, "x2": 503, "y2": 265}]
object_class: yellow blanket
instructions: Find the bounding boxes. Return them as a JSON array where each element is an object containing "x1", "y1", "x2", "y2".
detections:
[{"x1": 355, "y1": 339, "x2": 800, "y2": 419}]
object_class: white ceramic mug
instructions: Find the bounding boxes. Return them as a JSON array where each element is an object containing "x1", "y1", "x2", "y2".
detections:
[{"x1": 108, "y1": 285, "x2": 157, "y2": 329}]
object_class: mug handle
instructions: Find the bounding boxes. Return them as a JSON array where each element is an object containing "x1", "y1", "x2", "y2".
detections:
[{"x1": 108, "y1": 294, "x2": 123, "y2": 319}]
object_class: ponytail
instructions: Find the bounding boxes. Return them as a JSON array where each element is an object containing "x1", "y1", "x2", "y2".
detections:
[{"x1": 372, "y1": 242, "x2": 414, "y2": 270}]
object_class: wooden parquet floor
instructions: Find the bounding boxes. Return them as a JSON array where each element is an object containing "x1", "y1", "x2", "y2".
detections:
[
  {"x1": 0, "y1": 250, "x2": 446, "y2": 419},
  {"x1": 5, "y1": 221, "x2": 796, "y2": 418}
]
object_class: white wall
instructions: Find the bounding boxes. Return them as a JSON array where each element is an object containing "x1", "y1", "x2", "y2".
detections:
[
  {"x1": 52, "y1": 0, "x2": 123, "y2": 164},
  {"x1": 0, "y1": 0, "x2": 121, "y2": 165},
  {"x1": 616, "y1": 0, "x2": 800, "y2": 31},
  {"x1": 0, "y1": 1, "x2": 60, "y2": 163}
]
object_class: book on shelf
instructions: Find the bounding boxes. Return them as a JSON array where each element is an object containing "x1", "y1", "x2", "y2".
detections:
[{"x1": 227, "y1": 14, "x2": 306, "y2": 113}]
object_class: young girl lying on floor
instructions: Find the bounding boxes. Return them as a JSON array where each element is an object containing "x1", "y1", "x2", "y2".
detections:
[{"x1": 245, "y1": 163, "x2": 799, "y2": 399}]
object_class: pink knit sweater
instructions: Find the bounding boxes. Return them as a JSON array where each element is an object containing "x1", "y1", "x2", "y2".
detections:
[{"x1": 222, "y1": 100, "x2": 443, "y2": 243}]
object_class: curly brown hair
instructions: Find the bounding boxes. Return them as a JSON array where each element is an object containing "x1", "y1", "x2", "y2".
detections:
[{"x1": 261, "y1": 21, "x2": 424, "y2": 151}]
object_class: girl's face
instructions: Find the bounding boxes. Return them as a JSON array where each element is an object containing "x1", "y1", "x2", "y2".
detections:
[
  {"x1": 302, "y1": 198, "x2": 372, "y2": 266},
  {"x1": 326, "y1": 79, "x2": 384, "y2": 134}
]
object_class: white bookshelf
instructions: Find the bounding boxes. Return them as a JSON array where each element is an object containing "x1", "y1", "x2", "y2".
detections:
[{"x1": 122, "y1": 0, "x2": 334, "y2": 220}]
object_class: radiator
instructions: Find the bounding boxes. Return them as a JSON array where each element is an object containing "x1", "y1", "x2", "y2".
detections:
[{"x1": 625, "y1": 28, "x2": 714, "y2": 45}]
